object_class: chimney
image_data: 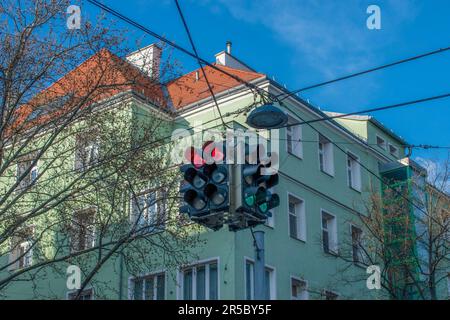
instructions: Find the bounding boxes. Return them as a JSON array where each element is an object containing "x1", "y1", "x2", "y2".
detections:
[
  {"x1": 215, "y1": 41, "x2": 254, "y2": 72},
  {"x1": 126, "y1": 44, "x2": 162, "y2": 80},
  {"x1": 226, "y1": 40, "x2": 232, "y2": 54}
]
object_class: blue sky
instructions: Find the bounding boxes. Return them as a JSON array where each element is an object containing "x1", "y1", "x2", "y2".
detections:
[{"x1": 85, "y1": 0, "x2": 449, "y2": 164}]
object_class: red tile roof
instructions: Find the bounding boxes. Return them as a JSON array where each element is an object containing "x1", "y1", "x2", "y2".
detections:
[
  {"x1": 166, "y1": 65, "x2": 265, "y2": 109},
  {"x1": 13, "y1": 49, "x2": 265, "y2": 133}
]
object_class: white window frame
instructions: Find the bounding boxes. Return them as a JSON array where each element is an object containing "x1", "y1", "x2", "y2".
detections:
[
  {"x1": 8, "y1": 226, "x2": 34, "y2": 270},
  {"x1": 290, "y1": 276, "x2": 309, "y2": 300},
  {"x1": 287, "y1": 193, "x2": 306, "y2": 242},
  {"x1": 18, "y1": 241, "x2": 33, "y2": 268},
  {"x1": 244, "y1": 257, "x2": 276, "y2": 300},
  {"x1": 130, "y1": 188, "x2": 165, "y2": 233},
  {"x1": 321, "y1": 210, "x2": 338, "y2": 255},
  {"x1": 74, "y1": 132, "x2": 100, "y2": 171},
  {"x1": 346, "y1": 151, "x2": 361, "y2": 192},
  {"x1": 285, "y1": 117, "x2": 303, "y2": 159},
  {"x1": 177, "y1": 257, "x2": 220, "y2": 300},
  {"x1": 16, "y1": 155, "x2": 39, "y2": 190},
  {"x1": 128, "y1": 271, "x2": 166, "y2": 300},
  {"x1": 70, "y1": 207, "x2": 96, "y2": 253},
  {"x1": 388, "y1": 143, "x2": 398, "y2": 157},
  {"x1": 318, "y1": 133, "x2": 334, "y2": 176},
  {"x1": 350, "y1": 224, "x2": 364, "y2": 264},
  {"x1": 376, "y1": 135, "x2": 387, "y2": 150}
]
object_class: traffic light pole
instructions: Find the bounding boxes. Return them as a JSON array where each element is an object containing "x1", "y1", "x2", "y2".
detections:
[{"x1": 253, "y1": 230, "x2": 265, "y2": 300}]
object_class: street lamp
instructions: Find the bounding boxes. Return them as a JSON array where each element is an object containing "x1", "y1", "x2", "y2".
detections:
[{"x1": 246, "y1": 104, "x2": 288, "y2": 129}]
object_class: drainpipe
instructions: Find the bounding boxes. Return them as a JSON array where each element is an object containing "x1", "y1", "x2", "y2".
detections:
[
  {"x1": 118, "y1": 250, "x2": 124, "y2": 300},
  {"x1": 253, "y1": 230, "x2": 266, "y2": 300}
]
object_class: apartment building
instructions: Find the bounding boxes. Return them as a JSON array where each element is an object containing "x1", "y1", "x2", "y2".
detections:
[{"x1": 1, "y1": 43, "x2": 448, "y2": 300}]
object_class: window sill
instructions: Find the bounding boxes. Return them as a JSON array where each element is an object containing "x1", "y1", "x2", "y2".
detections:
[
  {"x1": 288, "y1": 152, "x2": 303, "y2": 161},
  {"x1": 320, "y1": 170, "x2": 334, "y2": 178},
  {"x1": 323, "y1": 250, "x2": 339, "y2": 257},
  {"x1": 290, "y1": 235, "x2": 306, "y2": 244},
  {"x1": 349, "y1": 186, "x2": 362, "y2": 194}
]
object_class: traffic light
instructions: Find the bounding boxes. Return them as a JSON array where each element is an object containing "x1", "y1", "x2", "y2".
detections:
[
  {"x1": 230, "y1": 143, "x2": 280, "y2": 231},
  {"x1": 179, "y1": 141, "x2": 229, "y2": 230}
]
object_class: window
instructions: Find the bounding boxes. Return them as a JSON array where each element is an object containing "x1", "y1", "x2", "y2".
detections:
[
  {"x1": 376, "y1": 136, "x2": 386, "y2": 150},
  {"x1": 16, "y1": 154, "x2": 39, "y2": 189},
  {"x1": 67, "y1": 288, "x2": 94, "y2": 300},
  {"x1": 318, "y1": 134, "x2": 334, "y2": 175},
  {"x1": 351, "y1": 225, "x2": 363, "y2": 264},
  {"x1": 181, "y1": 260, "x2": 218, "y2": 300},
  {"x1": 9, "y1": 227, "x2": 34, "y2": 270},
  {"x1": 347, "y1": 152, "x2": 361, "y2": 191},
  {"x1": 131, "y1": 273, "x2": 165, "y2": 300},
  {"x1": 323, "y1": 290, "x2": 339, "y2": 300},
  {"x1": 389, "y1": 144, "x2": 398, "y2": 157},
  {"x1": 131, "y1": 190, "x2": 165, "y2": 233},
  {"x1": 286, "y1": 118, "x2": 302, "y2": 158},
  {"x1": 70, "y1": 208, "x2": 96, "y2": 253},
  {"x1": 288, "y1": 195, "x2": 306, "y2": 241},
  {"x1": 75, "y1": 132, "x2": 99, "y2": 171},
  {"x1": 245, "y1": 259, "x2": 275, "y2": 300},
  {"x1": 321, "y1": 211, "x2": 338, "y2": 254},
  {"x1": 291, "y1": 278, "x2": 308, "y2": 300}
]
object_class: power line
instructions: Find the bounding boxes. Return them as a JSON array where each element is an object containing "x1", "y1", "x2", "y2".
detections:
[
  {"x1": 85, "y1": 0, "x2": 443, "y2": 223},
  {"x1": 276, "y1": 45, "x2": 450, "y2": 101},
  {"x1": 279, "y1": 100, "x2": 444, "y2": 226},
  {"x1": 86, "y1": 0, "x2": 268, "y2": 101},
  {"x1": 411, "y1": 144, "x2": 450, "y2": 150},
  {"x1": 173, "y1": 0, "x2": 229, "y2": 128},
  {"x1": 273, "y1": 138, "x2": 450, "y2": 149},
  {"x1": 87, "y1": 0, "x2": 450, "y2": 134},
  {"x1": 275, "y1": 92, "x2": 450, "y2": 130}
]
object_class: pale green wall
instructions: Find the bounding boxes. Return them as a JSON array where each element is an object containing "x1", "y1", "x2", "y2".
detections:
[{"x1": 1, "y1": 85, "x2": 447, "y2": 300}]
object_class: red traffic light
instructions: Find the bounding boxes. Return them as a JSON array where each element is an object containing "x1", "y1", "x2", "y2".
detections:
[
  {"x1": 184, "y1": 146, "x2": 205, "y2": 168},
  {"x1": 203, "y1": 141, "x2": 224, "y2": 164}
]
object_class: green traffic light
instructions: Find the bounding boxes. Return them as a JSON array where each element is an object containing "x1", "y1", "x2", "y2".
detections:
[
  {"x1": 258, "y1": 202, "x2": 268, "y2": 213},
  {"x1": 245, "y1": 194, "x2": 255, "y2": 206}
]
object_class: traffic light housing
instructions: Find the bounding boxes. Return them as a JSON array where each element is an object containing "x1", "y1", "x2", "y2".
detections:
[
  {"x1": 230, "y1": 143, "x2": 280, "y2": 231},
  {"x1": 179, "y1": 141, "x2": 229, "y2": 230}
]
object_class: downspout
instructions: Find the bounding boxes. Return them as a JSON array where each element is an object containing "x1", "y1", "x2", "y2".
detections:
[{"x1": 118, "y1": 250, "x2": 124, "y2": 300}]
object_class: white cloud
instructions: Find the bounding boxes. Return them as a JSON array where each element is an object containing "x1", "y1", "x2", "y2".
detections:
[
  {"x1": 211, "y1": 0, "x2": 420, "y2": 78},
  {"x1": 415, "y1": 157, "x2": 450, "y2": 193}
]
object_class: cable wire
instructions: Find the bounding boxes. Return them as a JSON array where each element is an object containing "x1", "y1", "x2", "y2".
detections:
[
  {"x1": 85, "y1": 0, "x2": 445, "y2": 224},
  {"x1": 173, "y1": 0, "x2": 229, "y2": 129},
  {"x1": 86, "y1": 0, "x2": 269, "y2": 101},
  {"x1": 278, "y1": 92, "x2": 450, "y2": 129},
  {"x1": 276, "y1": 45, "x2": 450, "y2": 101}
]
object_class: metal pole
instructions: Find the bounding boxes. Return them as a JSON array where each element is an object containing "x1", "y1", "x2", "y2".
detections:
[{"x1": 253, "y1": 230, "x2": 265, "y2": 300}]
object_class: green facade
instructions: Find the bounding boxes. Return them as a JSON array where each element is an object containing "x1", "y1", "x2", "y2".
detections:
[{"x1": 1, "y1": 69, "x2": 448, "y2": 300}]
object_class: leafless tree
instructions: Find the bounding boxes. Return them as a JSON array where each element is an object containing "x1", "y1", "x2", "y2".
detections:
[
  {"x1": 333, "y1": 156, "x2": 449, "y2": 300},
  {"x1": 0, "y1": 0, "x2": 201, "y2": 299}
]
